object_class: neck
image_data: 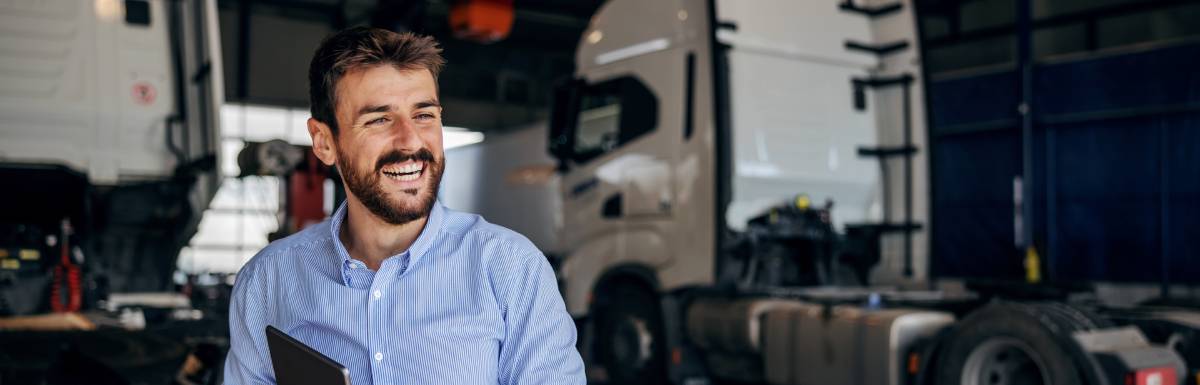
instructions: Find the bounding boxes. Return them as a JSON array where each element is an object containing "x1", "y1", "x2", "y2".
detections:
[{"x1": 339, "y1": 198, "x2": 429, "y2": 271}]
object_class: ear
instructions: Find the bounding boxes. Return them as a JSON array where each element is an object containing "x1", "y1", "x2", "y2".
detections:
[{"x1": 308, "y1": 117, "x2": 338, "y2": 167}]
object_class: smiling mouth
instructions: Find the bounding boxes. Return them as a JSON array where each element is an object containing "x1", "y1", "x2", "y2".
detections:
[{"x1": 380, "y1": 161, "x2": 424, "y2": 182}]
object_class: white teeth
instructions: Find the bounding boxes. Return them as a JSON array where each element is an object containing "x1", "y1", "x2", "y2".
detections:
[
  {"x1": 382, "y1": 161, "x2": 423, "y2": 182},
  {"x1": 382, "y1": 162, "x2": 424, "y2": 175},
  {"x1": 387, "y1": 171, "x2": 420, "y2": 181}
]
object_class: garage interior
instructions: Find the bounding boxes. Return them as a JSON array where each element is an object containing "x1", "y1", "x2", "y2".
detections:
[{"x1": 1, "y1": 0, "x2": 1199, "y2": 384}]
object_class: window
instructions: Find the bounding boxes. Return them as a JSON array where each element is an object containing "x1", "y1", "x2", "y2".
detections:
[
  {"x1": 917, "y1": 0, "x2": 1200, "y2": 74},
  {"x1": 124, "y1": 0, "x2": 151, "y2": 26},
  {"x1": 574, "y1": 94, "x2": 622, "y2": 159},
  {"x1": 562, "y1": 76, "x2": 658, "y2": 163},
  {"x1": 179, "y1": 103, "x2": 316, "y2": 274}
]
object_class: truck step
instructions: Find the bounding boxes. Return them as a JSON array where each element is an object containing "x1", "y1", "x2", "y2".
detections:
[
  {"x1": 844, "y1": 40, "x2": 910, "y2": 56},
  {"x1": 838, "y1": 1, "x2": 904, "y2": 18},
  {"x1": 845, "y1": 222, "x2": 923, "y2": 234},
  {"x1": 853, "y1": 74, "x2": 915, "y2": 89},
  {"x1": 857, "y1": 145, "x2": 918, "y2": 158}
]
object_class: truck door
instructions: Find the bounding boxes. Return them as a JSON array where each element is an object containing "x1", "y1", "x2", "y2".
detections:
[
  {"x1": 554, "y1": 73, "x2": 673, "y2": 265},
  {"x1": 546, "y1": 0, "x2": 725, "y2": 317}
]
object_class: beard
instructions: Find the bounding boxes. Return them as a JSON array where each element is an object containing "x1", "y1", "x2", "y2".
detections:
[{"x1": 337, "y1": 146, "x2": 444, "y2": 225}]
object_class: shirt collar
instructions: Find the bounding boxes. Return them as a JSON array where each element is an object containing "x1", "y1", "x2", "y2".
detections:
[{"x1": 329, "y1": 200, "x2": 446, "y2": 285}]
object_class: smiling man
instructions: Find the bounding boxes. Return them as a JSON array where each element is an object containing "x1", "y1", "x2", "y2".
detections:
[{"x1": 223, "y1": 27, "x2": 586, "y2": 385}]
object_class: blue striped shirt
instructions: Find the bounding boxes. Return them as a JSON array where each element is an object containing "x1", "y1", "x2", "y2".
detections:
[{"x1": 223, "y1": 201, "x2": 586, "y2": 385}]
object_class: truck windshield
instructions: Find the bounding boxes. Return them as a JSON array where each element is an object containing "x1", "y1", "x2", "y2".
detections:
[
  {"x1": 575, "y1": 94, "x2": 622, "y2": 158},
  {"x1": 563, "y1": 76, "x2": 658, "y2": 163}
]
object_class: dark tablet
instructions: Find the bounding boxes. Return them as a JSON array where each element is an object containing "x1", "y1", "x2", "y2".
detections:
[{"x1": 265, "y1": 325, "x2": 351, "y2": 385}]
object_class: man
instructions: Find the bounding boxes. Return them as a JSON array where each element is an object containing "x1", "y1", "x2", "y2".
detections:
[{"x1": 223, "y1": 27, "x2": 586, "y2": 385}]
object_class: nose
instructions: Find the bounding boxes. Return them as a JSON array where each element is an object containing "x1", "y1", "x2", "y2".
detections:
[{"x1": 390, "y1": 118, "x2": 424, "y2": 152}]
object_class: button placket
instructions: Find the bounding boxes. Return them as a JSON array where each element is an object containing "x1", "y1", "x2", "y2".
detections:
[
  {"x1": 367, "y1": 264, "x2": 393, "y2": 372},
  {"x1": 367, "y1": 255, "x2": 404, "y2": 376},
  {"x1": 366, "y1": 275, "x2": 381, "y2": 371}
]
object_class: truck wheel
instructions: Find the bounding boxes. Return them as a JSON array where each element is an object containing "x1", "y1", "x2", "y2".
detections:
[
  {"x1": 935, "y1": 303, "x2": 1086, "y2": 385},
  {"x1": 594, "y1": 282, "x2": 666, "y2": 385}
]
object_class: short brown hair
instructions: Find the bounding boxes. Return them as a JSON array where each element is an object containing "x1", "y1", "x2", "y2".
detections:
[{"x1": 308, "y1": 27, "x2": 445, "y2": 133}]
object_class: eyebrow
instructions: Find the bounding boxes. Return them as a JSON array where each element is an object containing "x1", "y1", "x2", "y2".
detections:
[
  {"x1": 354, "y1": 99, "x2": 440, "y2": 119},
  {"x1": 414, "y1": 99, "x2": 440, "y2": 110},
  {"x1": 355, "y1": 104, "x2": 391, "y2": 118}
]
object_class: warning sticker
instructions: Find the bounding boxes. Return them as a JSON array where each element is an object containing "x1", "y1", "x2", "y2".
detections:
[
  {"x1": 18, "y1": 249, "x2": 39, "y2": 260},
  {"x1": 132, "y1": 81, "x2": 157, "y2": 106}
]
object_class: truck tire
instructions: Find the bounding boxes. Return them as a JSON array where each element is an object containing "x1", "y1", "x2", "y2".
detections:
[
  {"x1": 594, "y1": 281, "x2": 667, "y2": 385},
  {"x1": 935, "y1": 303, "x2": 1091, "y2": 385}
]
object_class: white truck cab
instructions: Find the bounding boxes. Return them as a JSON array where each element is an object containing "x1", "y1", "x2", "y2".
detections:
[
  {"x1": 546, "y1": 2, "x2": 1200, "y2": 385},
  {"x1": 549, "y1": 0, "x2": 911, "y2": 317},
  {"x1": 547, "y1": 0, "x2": 926, "y2": 382}
]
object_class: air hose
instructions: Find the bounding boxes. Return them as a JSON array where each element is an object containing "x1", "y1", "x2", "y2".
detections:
[{"x1": 50, "y1": 219, "x2": 81, "y2": 313}]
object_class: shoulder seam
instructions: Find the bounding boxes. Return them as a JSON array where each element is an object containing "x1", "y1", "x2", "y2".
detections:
[{"x1": 255, "y1": 233, "x2": 332, "y2": 261}]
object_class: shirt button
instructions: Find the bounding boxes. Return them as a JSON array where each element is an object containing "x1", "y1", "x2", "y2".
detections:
[
  {"x1": 373, "y1": 290, "x2": 382, "y2": 299},
  {"x1": 374, "y1": 352, "x2": 383, "y2": 361},
  {"x1": 349, "y1": 263, "x2": 360, "y2": 269}
]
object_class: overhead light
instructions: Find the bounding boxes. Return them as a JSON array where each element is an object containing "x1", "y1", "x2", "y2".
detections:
[
  {"x1": 443, "y1": 126, "x2": 484, "y2": 149},
  {"x1": 587, "y1": 30, "x2": 603, "y2": 44},
  {"x1": 94, "y1": 0, "x2": 123, "y2": 21}
]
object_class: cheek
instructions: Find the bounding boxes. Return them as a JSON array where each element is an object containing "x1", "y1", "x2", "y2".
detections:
[
  {"x1": 344, "y1": 140, "x2": 382, "y2": 169},
  {"x1": 423, "y1": 129, "x2": 443, "y2": 151}
]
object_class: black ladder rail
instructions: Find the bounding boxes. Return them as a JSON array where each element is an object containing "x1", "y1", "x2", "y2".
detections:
[
  {"x1": 852, "y1": 72, "x2": 920, "y2": 277},
  {"x1": 839, "y1": 0, "x2": 921, "y2": 277}
]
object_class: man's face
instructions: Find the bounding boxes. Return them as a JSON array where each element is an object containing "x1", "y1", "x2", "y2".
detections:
[{"x1": 311, "y1": 65, "x2": 444, "y2": 225}]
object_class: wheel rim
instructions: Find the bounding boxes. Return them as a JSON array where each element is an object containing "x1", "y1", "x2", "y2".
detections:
[
  {"x1": 961, "y1": 337, "x2": 1051, "y2": 385},
  {"x1": 610, "y1": 315, "x2": 654, "y2": 372}
]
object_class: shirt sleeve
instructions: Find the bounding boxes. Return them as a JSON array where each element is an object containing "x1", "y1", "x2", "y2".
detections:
[
  {"x1": 223, "y1": 262, "x2": 276, "y2": 385},
  {"x1": 494, "y1": 249, "x2": 587, "y2": 385}
]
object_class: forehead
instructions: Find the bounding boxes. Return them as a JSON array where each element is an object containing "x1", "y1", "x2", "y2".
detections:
[{"x1": 334, "y1": 65, "x2": 437, "y2": 113}]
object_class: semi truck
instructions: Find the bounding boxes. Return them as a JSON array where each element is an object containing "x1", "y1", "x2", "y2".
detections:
[
  {"x1": 0, "y1": 0, "x2": 227, "y2": 382},
  {"x1": 545, "y1": 0, "x2": 1200, "y2": 384},
  {"x1": 0, "y1": 0, "x2": 224, "y2": 310}
]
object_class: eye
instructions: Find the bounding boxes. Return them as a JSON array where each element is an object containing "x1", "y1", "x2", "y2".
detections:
[
  {"x1": 366, "y1": 117, "x2": 390, "y2": 126},
  {"x1": 415, "y1": 113, "x2": 437, "y2": 121}
]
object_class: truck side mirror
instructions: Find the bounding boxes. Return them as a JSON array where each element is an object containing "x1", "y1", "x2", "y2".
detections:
[{"x1": 548, "y1": 78, "x2": 584, "y2": 172}]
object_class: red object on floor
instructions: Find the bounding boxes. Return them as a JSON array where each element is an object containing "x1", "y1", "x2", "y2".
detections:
[{"x1": 50, "y1": 220, "x2": 81, "y2": 313}]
